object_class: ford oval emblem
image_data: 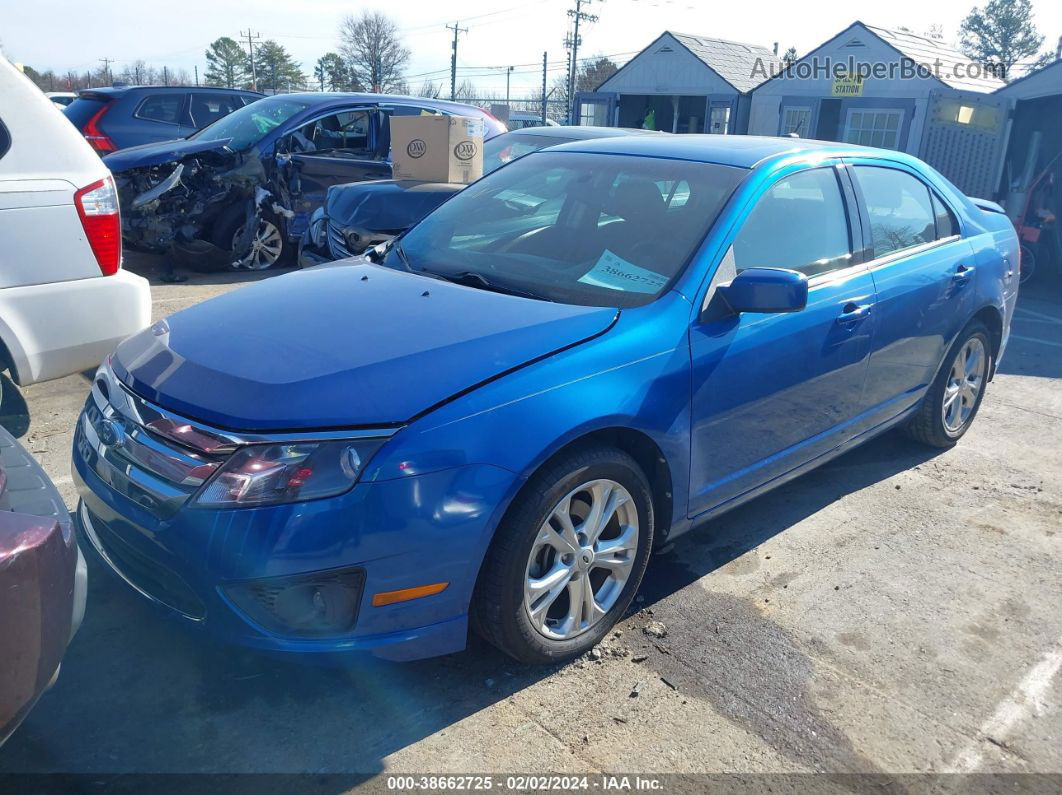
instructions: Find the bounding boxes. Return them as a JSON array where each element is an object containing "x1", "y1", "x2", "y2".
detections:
[
  {"x1": 453, "y1": 140, "x2": 478, "y2": 161},
  {"x1": 407, "y1": 139, "x2": 427, "y2": 158},
  {"x1": 99, "y1": 418, "x2": 126, "y2": 449}
]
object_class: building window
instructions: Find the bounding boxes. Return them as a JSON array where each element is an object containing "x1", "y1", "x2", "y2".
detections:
[
  {"x1": 579, "y1": 101, "x2": 608, "y2": 126},
  {"x1": 709, "y1": 106, "x2": 730, "y2": 134},
  {"x1": 843, "y1": 109, "x2": 903, "y2": 149},
  {"x1": 781, "y1": 107, "x2": 812, "y2": 137}
]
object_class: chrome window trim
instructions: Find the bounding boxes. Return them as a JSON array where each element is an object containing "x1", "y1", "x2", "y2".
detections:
[{"x1": 863, "y1": 234, "x2": 962, "y2": 272}]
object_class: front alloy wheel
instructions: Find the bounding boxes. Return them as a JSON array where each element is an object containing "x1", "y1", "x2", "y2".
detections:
[
  {"x1": 524, "y1": 479, "x2": 639, "y2": 640},
  {"x1": 474, "y1": 445, "x2": 653, "y2": 664},
  {"x1": 234, "y1": 218, "x2": 284, "y2": 270}
]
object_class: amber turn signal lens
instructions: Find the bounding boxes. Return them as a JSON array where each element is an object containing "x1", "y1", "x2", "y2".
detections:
[{"x1": 371, "y1": 582, "x2": 449, "y2": 607}]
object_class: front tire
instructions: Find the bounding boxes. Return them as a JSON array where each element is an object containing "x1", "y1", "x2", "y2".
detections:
[
  {"x1": 904, "y1": 320, "x2": 991, "y2": 448},
  {"x1": 209, "y1": 205, "x2": 291, "y2": 271},
  {"x1": 473, "y1": 445, "x2": 654, "y2": 664}
]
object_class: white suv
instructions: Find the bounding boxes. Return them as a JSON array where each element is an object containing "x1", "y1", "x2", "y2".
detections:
[{"x1": 0, "y1": 58, "x2": 150, "y2": 389}]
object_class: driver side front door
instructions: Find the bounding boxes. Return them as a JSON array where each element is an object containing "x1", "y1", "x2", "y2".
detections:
[
  {"x1": 283, "y1": 107, "x2": 391, "y2": 237},
  {"x1": 688, "y1": 164, "x2": 878, "y2": 517}
]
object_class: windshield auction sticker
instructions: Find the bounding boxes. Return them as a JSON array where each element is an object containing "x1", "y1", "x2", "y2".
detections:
[{"x1": 578, "y1": 250, "x2": 668, "y2": 294}]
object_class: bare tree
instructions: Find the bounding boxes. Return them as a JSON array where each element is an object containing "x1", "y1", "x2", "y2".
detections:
[
  {"x1": 415, "y1": 79, "x2": 443, "y2": 98},
  {"x1": 339, "y1": 11, "x2": 410, "y2": 93},
  {"x1": 453, "y1": 78, "x2": 480, "y2": 103}
]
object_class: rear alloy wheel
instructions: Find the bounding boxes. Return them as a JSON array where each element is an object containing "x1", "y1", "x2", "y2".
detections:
[
  {"x1": 233, "y1": 217, "x2": 284, "y2": 270},
  {"x1": 904, "y1": 320, "x2": 991, "y2": 448},
  {"x1": 474, "y1": 446, "x2": 653, "y2": 664}
]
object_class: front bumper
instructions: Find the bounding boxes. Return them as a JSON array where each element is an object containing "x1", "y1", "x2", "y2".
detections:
[{"x1": 72, "y1": 443, "x2": 517, "y2": 662}]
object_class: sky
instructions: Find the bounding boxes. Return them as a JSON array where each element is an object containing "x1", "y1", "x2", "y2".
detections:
[{"x1": 3, "y1": 0, "x2": 1061, "y2": 96}]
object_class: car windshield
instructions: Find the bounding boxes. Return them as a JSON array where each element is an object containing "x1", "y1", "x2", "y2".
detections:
[
  {"x1": 189, "y1": 98, "x2": 306, "y2": 151},
  {"x1": 385, "y1": 151, "x2": 745, "y2": 308},
  {"x1": 483, "y1": 133, "x2": 580, "y2": 174}
]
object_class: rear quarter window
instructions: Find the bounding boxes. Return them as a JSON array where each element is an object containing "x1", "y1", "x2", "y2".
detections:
[
  {"x1": 0, "y1": 119, "x2": 9, "y2": 161},
  {"x1": 135, "y1": 94, "x2": 183, "y2": 124}
]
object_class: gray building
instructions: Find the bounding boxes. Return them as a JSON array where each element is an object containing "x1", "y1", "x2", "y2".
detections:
[
  {"x1": 574, "y1": 32, "x2": 781, "y2": 134},
  {"x1": 748, "y1": 22, "x2": 1006, "y2": 197}
]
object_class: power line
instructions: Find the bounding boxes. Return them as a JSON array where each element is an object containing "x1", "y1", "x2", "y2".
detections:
[
  {"x1": 446, "y1": 22, "x2": 469, "y2": 100},
  {"x1": 240, "y1": 29, "x2": 262, "y2": 91}
]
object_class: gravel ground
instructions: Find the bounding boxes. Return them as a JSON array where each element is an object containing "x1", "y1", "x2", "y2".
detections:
[{"x1": 1, "y1": 253, "x2": 1059, "y2": 781}]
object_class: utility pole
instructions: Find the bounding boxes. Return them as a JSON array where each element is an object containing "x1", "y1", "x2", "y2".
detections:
[
  {"x1": 98, "y1": 57, "x2": 114, "y2": 85},
  {"x1": 506, "y1": 65, "x2": 514, "y2": 107},
  {"x1": 194, "y1": 65, "x2": 199, "y2": 86},
  {"x1": 446, "y1": 22, "x2": 468, "y2": 101},
  {"x1": 566, "y1": 0, "x2": 599, "y2": 123},
  {"x1": 541, "y1": 51, "x2": 548, "y2": 125},
  {"x1": 240, "y1": 29, "x2": 262, "y2": 91},
  {"x1": 163, "y1": 66, "x2": 169, "y2": 86}
]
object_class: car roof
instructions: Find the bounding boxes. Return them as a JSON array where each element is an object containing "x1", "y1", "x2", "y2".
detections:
[
  {"x1": 501, "y1": 126, "x2": 662, "y2": 140},
  {"x1": 78, "y1": 86, "x2": 264, "y2": 98},
  {"x1": 546, "y1": 134, "x2": 915, "y2": 169},
  {"x1": 271, "y1": 92, "x2": 492, "y2": 115}
]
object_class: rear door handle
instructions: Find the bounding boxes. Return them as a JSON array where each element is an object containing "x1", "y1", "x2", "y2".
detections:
[
  {"x1": 952, "y1": 264, "x2": 975, "y2": 282},
  {"x1": 836, "y1": 302, "x2": 872, "y2": 325}
]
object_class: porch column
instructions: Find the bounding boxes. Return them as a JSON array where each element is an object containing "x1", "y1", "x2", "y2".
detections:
[{"x1": 671, "y1": 95, "x2": 679, "y2": 133}]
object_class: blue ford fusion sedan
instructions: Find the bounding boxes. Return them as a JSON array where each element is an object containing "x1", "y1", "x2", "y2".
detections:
[{"x1": 73, "y1": 136, "x2": 1018, "y2": 664}]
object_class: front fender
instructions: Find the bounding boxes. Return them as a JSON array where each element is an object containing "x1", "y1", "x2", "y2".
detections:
[{"x1": 364, "y1": 291, "x2": 695, "y2": 534}]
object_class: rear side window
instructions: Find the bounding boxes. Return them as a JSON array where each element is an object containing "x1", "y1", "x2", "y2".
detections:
[
  {"x1": 733, "y1": 167, "x2": 852, "y2": 278},
  {"x1": 853, "y1": 166, "x2": 937, "y2": 259},
  {"x1": 188, "y1": 93, "x2": 242, "y2": 127},
  {"x1": 135, "y1": 94, "x2": 182, "y2": 124},
  {"x1": 0, "y1": 119, "x2": 9, "y2": 161},
  {"x1": 932, "y1": 192, "x2": 959, "y2": 239}
]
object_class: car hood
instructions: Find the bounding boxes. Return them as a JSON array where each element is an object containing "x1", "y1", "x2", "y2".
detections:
[
  {"x1": 104, "y1": 137, "x2": 234, "y2": 172},
  {"x1": 326, "y1": 180, "x2": 463, "y2": 233},
  {"x1": 112, "y1": 263, "x2": 617, "y2": 431}
]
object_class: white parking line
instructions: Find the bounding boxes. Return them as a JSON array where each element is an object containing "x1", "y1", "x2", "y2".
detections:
[
  {"x1": 1015, "y1": 307, "x2": 1062, "y2": 326},
  {"x1": 945, "y1": 638, "x2": 1062, "y2": 772},
  {"x1": 1011, "y1": 334, "x2": 1062, "y2": 350}
]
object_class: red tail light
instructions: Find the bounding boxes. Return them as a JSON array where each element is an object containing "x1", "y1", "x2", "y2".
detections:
[
  {"x1": 83, "y1": 104, "x2": 117, "y2": 155},
  {"x1": 74, "y1": 177, "x2": 121, "y2": 276}
]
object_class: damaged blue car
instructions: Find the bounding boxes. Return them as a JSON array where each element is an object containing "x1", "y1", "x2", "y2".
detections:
[
  {"x1": 74, "y1": 136, "x2": 1017, "y2": 664},
  {"x1": 105, "y1": 92, "x2": 505, "y2": 271}
]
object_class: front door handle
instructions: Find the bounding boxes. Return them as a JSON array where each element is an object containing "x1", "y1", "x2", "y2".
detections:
[
  {"x1": 952, "y1": 264, "x2": 976, "y2": 283},
  {"x1": 836, "y1": 302, "x2": 872, "y2": 325}
]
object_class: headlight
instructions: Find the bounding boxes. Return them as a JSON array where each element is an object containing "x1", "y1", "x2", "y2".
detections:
[{"x1": 194, "y1": 439, "x2": 382, "y2": 507}]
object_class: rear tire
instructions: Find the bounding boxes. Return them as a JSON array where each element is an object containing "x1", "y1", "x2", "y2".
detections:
[
  {"x1": 904, "y1": 320, "x2": 992, "y2": 448},
  {"x1": 472, "y1": 445, "x2": 654, "y2": 664}
]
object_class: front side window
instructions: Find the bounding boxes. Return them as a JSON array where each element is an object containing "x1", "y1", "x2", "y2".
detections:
[
  {"x1": 386, "y1": 151, "x2": 745, "y2": 308},
  {"x1": 732, "y1": 167, "x2": 852, "y2": 278},
  {"x1": 853, "y1": 166, "x2": 937, "y2": 259},
  {"x1": 135, "y1": 94, "x2": 182, "y2": 125},
  {"x1": 844, "y1": 109, "x2": 903, "y2": 149},
  {"x1": 295, "y1": 110, "x2": 373, "y2": 156}
]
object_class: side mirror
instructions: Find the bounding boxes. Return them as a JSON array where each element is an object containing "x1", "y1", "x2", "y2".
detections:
[{"x1": 720, "y1": 268, "x2": 808, "y2": 314}]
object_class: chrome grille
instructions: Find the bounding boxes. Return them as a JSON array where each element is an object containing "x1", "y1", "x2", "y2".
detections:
[
  {"x1": 77, "y1": 367, "x2": 234, "y2": 518},
  {"x1": 327, "y1": 220, "x2": 353, "y2": 260}
]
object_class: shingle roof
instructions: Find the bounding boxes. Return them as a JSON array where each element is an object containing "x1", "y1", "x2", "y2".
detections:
[
  {"x1": 865, "y1": 24, "x2": 1005, "y2": 92},
  {"x1": 668, "y1": 32, "x2": 782, "y2": 93}
]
